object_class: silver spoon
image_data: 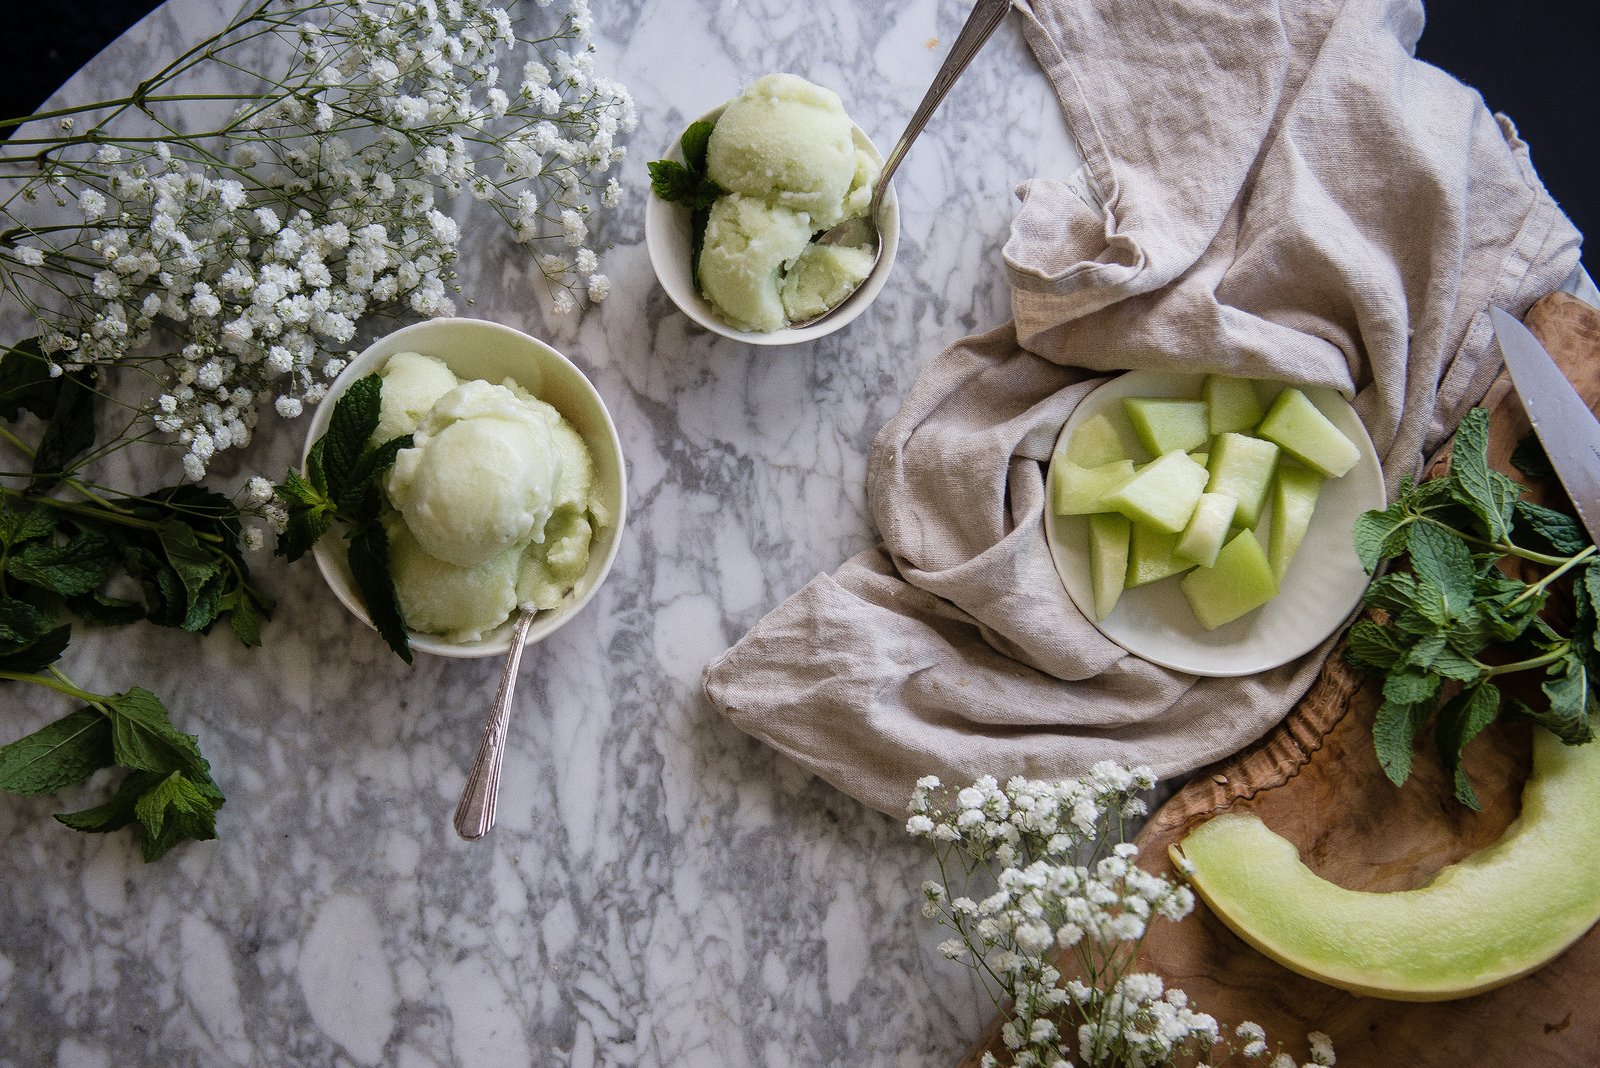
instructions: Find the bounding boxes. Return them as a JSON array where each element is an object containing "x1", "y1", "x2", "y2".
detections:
[
  {"x1": 453, "y1": 608, "x2": 536, "y2": 840},
  {"x1": 793, "y1": 0, "x2": 1013, "y2": 326}
]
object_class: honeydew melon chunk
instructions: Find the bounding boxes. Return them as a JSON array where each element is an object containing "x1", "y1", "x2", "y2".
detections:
[
  {"x1": 1175, "y1": 492, "x2": 1238, "y2": 568},
  {"x1": 1257, "y1": 387, "x2": 1360, "y2": 478},
  {"x1": 1122, "y1": 397, "x2": 1210, "y2": 456},
  {"x1": 1203, "y1": 374, "x2": 1265, "y2": 435},
  {"x1": 1064, "y1": 412, "x2": 1129, "y2": 467},
  {"x1": 1171, "y1": 729, "x2": 1600, "y2": 1001},
  {"x1": 1127, "y1": 522, "x2": 1194, "y2": 588},
  {"x1": 1205, "y1": 433, "x2": 1280, "y2": 528},
  {"x1": 1267, "y1": 465, "x2": 1324, "y2": 582},
  {"x1": 1054, "y1": 459, "x2": 1136, "y2": 516},
  {"x1": 1087, "y1": 512, "x2": 1131, "y2": 620},
  {"x1": 1179, "y1": 528, "x2": 1278, "y2": 629},
  {"x1": 1104, "y1": 451, "x2": 1209, "y2": 534},
  {"x1": 1188, "y1": 451, "x2": 1209, "y2": 469}
]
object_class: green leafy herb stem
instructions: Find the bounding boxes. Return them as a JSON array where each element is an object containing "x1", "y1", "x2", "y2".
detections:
[
  {"x1": 272, "y1": 372, "x2": 414, "y2": 663},
  {"x1": 0, "y1": 666, "x2": 225, "y2": 862},
  {"x1": 1346, "y1": 407, "x2": 1599, "y2": 810},
  {"x1": 647, "y1": 118, "x2": 726, "y2": 277}
]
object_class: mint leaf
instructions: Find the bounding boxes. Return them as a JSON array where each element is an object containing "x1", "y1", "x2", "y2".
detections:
[
  {"x1": 1510, "y1": 432, "x2": 1557, "y2": 482},
  {"x1": 1407, "y1": 522, "x2": 1474, "y2": 619},
  {"x1": 347, "y1": 519, "x2": 412, "y2": 664},
  {"x1": 0, "y1": 502, "x2": 56, "y2": 548},
  {"x1": 224, "y1": 587, "x2": 266, "y2": 648},
  {"x1": 133, "y1": 769, "x2": 221, "y2": 860},
  {"x1": 274, "y1": 467, "x2": 336, "y2": 563},
  {"x1": 648, "y1": 158, "x2": 700, "y2": 202},
  {"x1": 7, "y1": 529, "x2": 118, "y2": 595},
  {"x1": 1353, "y1": 500, "x2": 1413, "y2": 573},
  {"x1": 1435, "y1": 683, "x2": 1502, "y2": 811},
  {"x1": 1448, "y1": 408, "x2": 1516, "y2": 543},
  {"x1": 321, "y1": 373, "x2": 383, "y2": 502},
  {"x1": 0, "y1": 707, "x2": 113, "y2": 796},
  {"x1": 0, "y1": 622, "x2": 70, "y2": 672},
  {"x1": 0, "y1": 597, "x2": 53, "y2": 646},
  {"x1": 1345, "y1": 619, "x2": 1407, "y2": 673},
  {"x1": 680, "y1": 118, "x2": 717, "y2": 174},
  {"x1": 1514, "y1": 499, "x2": 1590, "y2": 557},
  {"x1": 338, "y1": 433, "x2": 411, "y2": 514},
  {"x1": 55, "y1": 769, "x2": 159, "y2": 834},
  {"x1": 106, "y1": 687, "x2": 218, "y2": 791},
  {"x1": 157, "y1": 520, "x2": 225, "y2": 631},
  {"x1": 29, "y1": 369, "x2": 98, "y2": 493},
  {"x1": 1373, "y1": 696, "x2": 1431, "y2": 786}
]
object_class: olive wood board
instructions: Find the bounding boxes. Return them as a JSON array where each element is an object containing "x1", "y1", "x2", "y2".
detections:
[{"x1": 959, "y1": 291, "x2": 1600, "y2": 1067}]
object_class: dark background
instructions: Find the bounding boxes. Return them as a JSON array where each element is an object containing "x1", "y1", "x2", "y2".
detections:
[{"x1": 0, "y1": 1, "x2": 1595, "y2": 245}]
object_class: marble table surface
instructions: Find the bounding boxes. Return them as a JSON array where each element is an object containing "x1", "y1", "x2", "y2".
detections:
[{"x1": 0, "y1": 1, "x2": 1087, "y2": 1065}]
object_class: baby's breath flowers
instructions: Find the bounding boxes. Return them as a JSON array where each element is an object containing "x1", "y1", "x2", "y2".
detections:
[
  {"x1": 0, "y1": 0, "x2": 635, "y2": 862},
  {"x1": 0, "y1": 0, "x2": 635, "y2": 481},
  {"x1": 909, "y1": 767, "x2": 1335, "y2": 1068}
]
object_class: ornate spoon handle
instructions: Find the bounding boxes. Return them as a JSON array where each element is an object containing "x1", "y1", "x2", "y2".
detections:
[{"x1": 453, "y1": 608, "x2": 536, "y2": 840}]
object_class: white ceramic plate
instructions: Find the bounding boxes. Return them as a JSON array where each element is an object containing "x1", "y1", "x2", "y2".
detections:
[{"x1": 1044, "y1": 370, "x2": 1385, "y2": 677}]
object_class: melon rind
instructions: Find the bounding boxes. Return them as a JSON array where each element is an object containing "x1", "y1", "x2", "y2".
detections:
[{"x1": 1170, "y1": 730, "x2": 1600, "y2": 1001}]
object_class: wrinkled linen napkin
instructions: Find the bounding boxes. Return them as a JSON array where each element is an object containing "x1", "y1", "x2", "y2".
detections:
[{"x1": 702, "y1": 0, "x2": 1583, "y2": 816}]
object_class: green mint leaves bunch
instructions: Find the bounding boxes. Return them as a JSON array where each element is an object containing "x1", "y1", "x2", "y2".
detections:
[
  {"x1": 1346, "y1": 407, "x2": 1598, "y2": 809},
  {"x1": 647, "y1": 119, "x2": 726, "y2": 275},
  {"x1": 273, "y1": 373, "x2": 413, "y2": 663},
  {"x1": 1, "y1": 340, "x2": 275, "y2": 862}
]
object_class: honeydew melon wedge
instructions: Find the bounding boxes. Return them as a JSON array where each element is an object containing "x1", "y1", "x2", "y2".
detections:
[
  {"x1": 1202, "y1": 375, "x2": 1265, "y2": 435},
  {"x1": 1054, "y1": 459, "x2": 1136, "y2": 516},
  {"x1": 1175, "y1": 492, "x2": 1238, "y2": 568},
  {"x1": 1122, "y1": 397, "x2": 1210, "y2": 456},
  {"x1": 1172, "y1": 729, "x2": 1600, "y2": 1001},
  {"x1": 1179, "y1": 528, "x2": 1277, "y2": 629},
  {"x1": 1064, "y1": 412, "x2": 1130, "y2": 467},
  {"x1": 1104, "y1": 451, "x2": 1209, "y2": 533},
  {"x1": 1267, "y1": 465, "x2": 1324, "y2": 582},
  {"x1": 1087, "y1": 512, "x2": 1131, "y2": 620},
  {"x1": 1205, "y1": 433, "x2": 1279, "y2": 528},
  {"x1": 1127, "y1": 523, "x2": 1194, "y2": 587},
  {"x1": 1257, "y1": 387, "x2": 1360, "y2": 478}
]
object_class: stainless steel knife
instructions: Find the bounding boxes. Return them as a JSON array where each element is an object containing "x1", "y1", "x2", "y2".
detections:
[{"x1": 1490, "y1": 305, "x2": 1600, "y2": 544}]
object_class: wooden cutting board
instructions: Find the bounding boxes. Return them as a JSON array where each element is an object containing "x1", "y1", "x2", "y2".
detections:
[{"x1": 959, "y1": 292, "x2": 1600, "y2": 1067}]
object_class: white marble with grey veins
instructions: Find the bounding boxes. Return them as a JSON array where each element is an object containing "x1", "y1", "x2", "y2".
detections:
[{"x1": 0, "y1": 0, "x2": 1087, "y2": 1064}]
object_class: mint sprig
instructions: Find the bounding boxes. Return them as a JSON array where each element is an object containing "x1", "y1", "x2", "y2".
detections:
[
  {"x1": 273, "y1": 373, "x2": 414, "y2": 663},
  {"x1": 1346, "y1": 407, "x2": 1599, "y2": 809},
  {"x1": 647, "y1": 118, "x2": 726, "y2": 277}
]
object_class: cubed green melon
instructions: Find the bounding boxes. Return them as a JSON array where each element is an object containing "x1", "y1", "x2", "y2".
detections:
[
  {"x1": 1063, "y1": 412, "x2": 1129, "y2": 467},
  {"x1": 1122, "y1": 397, "x2": 1210, "y2": 456},
  {"x1": 1175, "y1": 492, "x2": 1238, "y2": 568},
  {"x1": 1203, "y1": 375, "x2": 1265, "y2": 435},
  {"x1": 1256, "y1": 388, "x2": 1360, "y2": 478},
  {"x1": 1087, "y1": 512, "x2": 1131, "y2": 620},
  {"x1": 1268, "y1": 465, "x2": 1324, "y2": 582},
  {"x1": 1188, "y1": 451, "x2": 1209, "y2": 469},
  {"x1": 1104, "y1": 451, "x2": 1209, "y2": 533},
  {"x1": 1053, "y1": 459, "x2": 1136, "y2": 516},
  {"x1": 1127, "y1": 522, "x2": 1194, "y2": 587},
  {"x1": 1205, "y1": 433, "x2": 1279, "y2": 528},
  {"x1": 1180, "y1": 528, "x2": 1279, "y2": 630}
]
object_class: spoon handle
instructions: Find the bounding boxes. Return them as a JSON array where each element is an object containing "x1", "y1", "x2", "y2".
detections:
[
  {"x1": 453, "y1": 609, "x2": 537, "y2": 840},
  {"x1": 870, "y1": 0, "x2": 1013, "y2": 217}
]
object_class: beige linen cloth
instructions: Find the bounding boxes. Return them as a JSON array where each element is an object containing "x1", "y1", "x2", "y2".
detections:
[{"x1": 702, "y1": 0, "x2": 1583, "y2": 816}]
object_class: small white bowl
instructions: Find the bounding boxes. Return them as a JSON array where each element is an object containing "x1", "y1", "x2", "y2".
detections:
[
  {"x1": 643, "y1": 104, "x2": 900, "y2": 345},
  {"x1": 303, "y1": 317, "x2": 627, "y2": 659}
]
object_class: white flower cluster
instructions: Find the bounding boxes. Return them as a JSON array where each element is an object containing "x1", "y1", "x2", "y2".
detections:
[
  {"x1": 0, "y1": 0, "x2": 635, "y2": 483},
  {"x1": 910, "y1": 767, "x2": 1334, "y2": 1068}
]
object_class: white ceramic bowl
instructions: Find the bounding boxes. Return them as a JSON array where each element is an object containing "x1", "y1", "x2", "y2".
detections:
[
  {"x1": 303, "y1": 317, "x2": 627, "y2": 659},
  {"x1": 643, "y1": 104, "x2": 900, "y2": 345}
]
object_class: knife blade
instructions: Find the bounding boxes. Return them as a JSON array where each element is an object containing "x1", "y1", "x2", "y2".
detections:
[{"x1": 1490, "y1": 305, "x2": 1600, "y2": 545}]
